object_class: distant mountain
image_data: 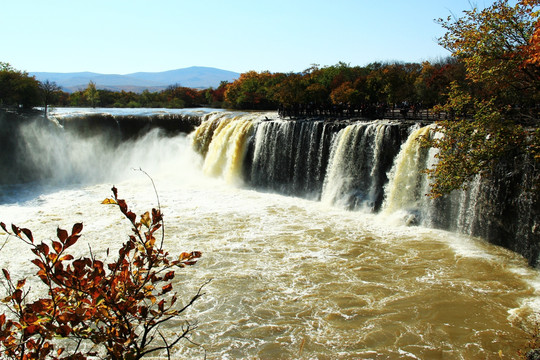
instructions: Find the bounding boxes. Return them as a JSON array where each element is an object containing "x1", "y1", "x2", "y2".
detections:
[{"x1": 30, "y1": 66, "x2": 240, "y2": 93}]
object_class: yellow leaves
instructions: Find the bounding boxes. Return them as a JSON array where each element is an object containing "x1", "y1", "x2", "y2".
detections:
[
  {"x1": 140, "y1": 211, "x2": 151, "y2": 228},
  {"x1": 101, "y1": 198, "x2": 117, "y2": 205},
  {"x1": 148, "y1": 236, "x2": 156, "y2": 248},
  {"x1": 178, "y1": 251, "x2": 203, "y2": 267}
]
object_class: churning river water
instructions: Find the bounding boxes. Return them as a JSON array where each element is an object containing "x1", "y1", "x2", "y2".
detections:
[{"x1": 0, "y1": 108, "x2": 538, "y2": 359}]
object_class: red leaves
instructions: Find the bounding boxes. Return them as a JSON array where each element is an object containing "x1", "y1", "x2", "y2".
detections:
[
  {"x1": 21, "y1": 228, "x2": 33, "y2": 243},
  {"x1": 178, "y1": 251, "x2": 203, "y2": 266},
  {"x1": 23, "y1": 325, "x2": 41, "y2": 338},
  {"x1": 151, "y1": 208, "x2": 162, "y2": 223},
  {"x1": 2, "y1": 269, "x2": 10, "y2": 281},
  {"x1": 12, "y1": 289, "x2": 22, "y2": 303},
  {"x1": 57, "y1": 227, "x2": 68, "y2": 243},
  {"x1": 126, "y1": 211, "x2": 136, "y2": 224},
  {"x1": 139, "y1": 306, "x2": 148, "y2": 318},
  {"x1": 36, "y1": 242, "x2": 49, "y2": 256},
  {"x1": 52, "y1": 241, "x2": 62, "y2": 254},
  {"x1": 31, "y1": 259, "x2": 46, "y2": 270},
  {"x1": 117, "y1": 199, "x2": 128, "y2": 214},
  {"x1": 11, "y1": 224, "x2": 20, "y2": 237},
  {"x1": 164, "y1": 271, "x2": 175, "y2": 281},
  {"x1": 0, "y1": 186, "x2": 203, "y2": 359},
  {"x1": 52, "y1": 224, "x2": 83, "y2": 252},
  {"x1": 56, "y1": 324, "x2": 72, "y2": 337},
  {"x1": 161, "y1": 284, "x2": 173, "y2": 294}
]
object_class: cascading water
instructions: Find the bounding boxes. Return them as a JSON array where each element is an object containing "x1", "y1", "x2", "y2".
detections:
[
  {"x1": 1, "y1": 108, "x2": 539, "y2": 359},
  {"x1": 191, "y1": 112, "x2": 539, "y2": 265},
  {"x1": 321, "y1": 121, "x2": 399, "y2": 211},
  {"x1": 381, "y1": 125, "x2": 434, "y2": 224},
  {"x1": 200, "y1": 115, "x2": 254, "y2": 184},
  {"x1": 245, "y1": 119, "x2": 334, "y2": 197}
]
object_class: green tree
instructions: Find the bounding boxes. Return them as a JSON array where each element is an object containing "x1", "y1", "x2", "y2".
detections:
[
  {"x1": 83, "y1": 81, "x2": 100, "y2": 108},
  {"x1": 0, "y1": 63, "x2": 41, "y2": 109},
  {"x1": 69, "y1": 91, "x2": 83, "y2": 107}
]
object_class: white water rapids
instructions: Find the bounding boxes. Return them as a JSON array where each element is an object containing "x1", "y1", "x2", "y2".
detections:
[{"x1": 0, "y1": 108, "x2": 539, "y2": 359}]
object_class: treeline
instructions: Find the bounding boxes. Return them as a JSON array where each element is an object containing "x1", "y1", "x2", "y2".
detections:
[
  {"x1": 65, "y1": 82, "x2": 229, "y2": 109},
  {"x1": 223, "y1": 59, "x2": 469, "y2": 118},
  {"x1": 0, "y1": 58, "x2": 484, "y2": 118},
  {"x1": 2, "y1": 57, "x2": 537, "y2": 123},
  {"x1": 0, "y1": 62, "x2": 229, "y2": 111}
]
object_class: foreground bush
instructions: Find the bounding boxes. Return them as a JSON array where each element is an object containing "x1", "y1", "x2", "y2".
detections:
[{"x1": 0, "y1": 186, "x2": 204, "y2": 359}]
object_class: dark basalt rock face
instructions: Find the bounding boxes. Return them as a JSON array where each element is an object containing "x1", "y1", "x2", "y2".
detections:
[
  {"x1": 0, "y1": 109, "x2": 45, "y2": 184},
  {"x1": 473, "y1": 155, "x2": 539, "y2": 266},
  {"x1": 56, "y1": 113, "x2": 202, "y2": 141}
]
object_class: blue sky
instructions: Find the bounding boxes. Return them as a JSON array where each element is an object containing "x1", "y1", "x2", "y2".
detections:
[{"x1": 1, "y1": 0, "x2": 492, "y2": 74}]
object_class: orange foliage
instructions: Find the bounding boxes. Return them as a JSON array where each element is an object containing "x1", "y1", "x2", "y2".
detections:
[{"x1": 0, "y1": 187, "x2": 204, "y2": 359}]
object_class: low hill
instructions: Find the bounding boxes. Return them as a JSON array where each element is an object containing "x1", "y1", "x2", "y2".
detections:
[{"x1": 30, "y1": 66, "x2": 240, "y2": 93}]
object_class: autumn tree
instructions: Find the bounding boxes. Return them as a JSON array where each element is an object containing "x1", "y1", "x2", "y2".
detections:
[
  {"x1": 163, "y1": 85, "x2": 204, "y2": 108},
  {"x1": 224, "y1": 71, "x2": 280, "y2": 110},
  {"x1": 271, "y1": 73, "x2": 306, "y2": 107},
  {"x1": 414, "y1": 58, "x2": 466, "y2": 109},
  {"x1": 0, "y1": 186, "x2": 204, "y2": 359},
  {"x1": 329, "y1": 81, "x2": 358, "y2": 106},
  {"x1": 424, "y1": 0, "x2": 540, "y2": 197},
  {"x1": 437, "y1": 0, "x2": 540, "y2": 116},
  {"x1": 523, "y1": 1, "x2": 540, "y2": 65},
  {"x1": 423, "y1": 83, "x2": 529, "y2": 196}
]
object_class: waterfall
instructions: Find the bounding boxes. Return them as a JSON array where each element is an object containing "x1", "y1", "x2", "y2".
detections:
[
  {"x1": 321, "y1": 122, "x2": 393, "y2": 211},
  {"x1": 381, "y1": 125, "x2": 433, "y2": 223},
  {"x1": 190, "y1": 111, "x2": 538, "y2": 266},
  {"x1": 454, "y1": 175, "x2": 483, "y2": 234},
  {"x1": 3, "y1": 108, "x2": 539, "y2": 358},
  {"x1": 3, "y1": 108, "x2": 537, "y2": 266},
  {"x1": 191, "y1": 112, "x2": 257, "y2": 184},
  {"x1": 245, "y1": 120, "x2": 336, "y2": 197}
]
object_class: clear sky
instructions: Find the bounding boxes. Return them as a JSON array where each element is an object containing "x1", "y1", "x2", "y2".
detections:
[{"x1": 1, "y1": 0, "x2": 492, "y2": 75}]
